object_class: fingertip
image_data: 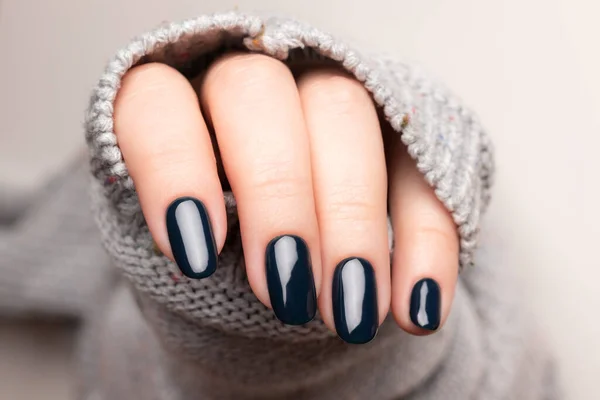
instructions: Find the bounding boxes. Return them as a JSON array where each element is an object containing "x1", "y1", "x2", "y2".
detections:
[
  {"x1": 392, "y1": 274, "x2": 455, "y2": 336},
  {"x1": 390, "y1": 232, "x2": 459, "y2": 335}
]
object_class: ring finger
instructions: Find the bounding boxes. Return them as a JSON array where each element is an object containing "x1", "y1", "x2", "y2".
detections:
[{"x1": 297, "y1": 69, "x2": 390, "y2": 344}]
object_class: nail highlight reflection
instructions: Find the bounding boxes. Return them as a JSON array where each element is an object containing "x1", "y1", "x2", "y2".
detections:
[
  {"x1": 409, "y1": 278, "x2": 441, "y2": 331},
  {"x1": 266, "y1": 235, "x2": 316, "y2": 325},
  {"x1": 273, "y1": 236, "x2": 298, "y2": 306},
  {"x1": 332, "y1": 257, "x2": 378, "y2": 344},
  {"x1": 166, "y1": 197, "x2": 217, "y2": 279}
]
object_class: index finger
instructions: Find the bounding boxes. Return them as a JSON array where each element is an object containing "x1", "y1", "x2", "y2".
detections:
[{"x1": 114, "y1": 63, "x2": 227, "y2": 279}]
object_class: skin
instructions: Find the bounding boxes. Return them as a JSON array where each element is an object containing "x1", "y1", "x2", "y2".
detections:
[{"x1": 113, "y1": 53, "x2": 459, "y2": 336}]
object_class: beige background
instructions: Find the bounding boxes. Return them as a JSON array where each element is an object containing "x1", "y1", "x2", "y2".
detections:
[{"x1": 1, "y1": 0, "x2": 599, "y2": 399}]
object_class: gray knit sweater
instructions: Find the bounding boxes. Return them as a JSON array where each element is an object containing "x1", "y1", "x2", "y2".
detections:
[{"x1": 0, "y1": 12, "x2": 558, "y2": 400}]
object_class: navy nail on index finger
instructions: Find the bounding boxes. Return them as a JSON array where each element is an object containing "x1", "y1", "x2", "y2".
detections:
[
  {"x1": 266, "y1": 235, "x2": 317, "y2": 325},
  {"x1": 409, "y1": 278, "x2": 441, "y2": 331},
  {"x1": 166, "y1": 197, "x2": 218, "y2": 279},
  {"x1": 332, "y1": 257, "x2": 379, "y2": 344}
]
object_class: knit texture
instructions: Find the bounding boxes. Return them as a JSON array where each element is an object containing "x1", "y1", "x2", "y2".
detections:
[
  {"x1": 0, "y1": 11, "x2": 559, "y2": 400},
  {"x1": 0, "y1": 158, "x2": 114, "y2": 319}
]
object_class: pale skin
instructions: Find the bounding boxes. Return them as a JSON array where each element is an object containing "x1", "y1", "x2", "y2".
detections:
[{"x1": 114, "y1": 53, "x2": 458, "y2": 338}]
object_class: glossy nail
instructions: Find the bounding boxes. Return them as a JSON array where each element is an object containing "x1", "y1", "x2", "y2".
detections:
[
  {"x1": 265, "y1": 235, "x2": 316, "y2": 325},
  {"x1": 332, "y1": 257, "x2": 379, "y2": 344},
  {"x1": 166, "y1": 197, "x2": 217, "y2": 279},
  {"x1": 410, "y1": 278, "x2": 441, "y2": 331}
]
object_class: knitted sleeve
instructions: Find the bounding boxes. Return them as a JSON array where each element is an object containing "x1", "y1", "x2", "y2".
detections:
[{"x1": 84, "y1": 12, "x2": 494, "y2": 340}]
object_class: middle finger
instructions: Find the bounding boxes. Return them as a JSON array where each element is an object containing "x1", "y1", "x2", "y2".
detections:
[{"x1": 200, "y1": 53, "x2": 321, "y2": 326}]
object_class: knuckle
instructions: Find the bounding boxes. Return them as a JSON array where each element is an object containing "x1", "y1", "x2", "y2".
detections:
[
  {"x1": 115, "y1": 64, "x2": 195, "y2": 138},
  {"x1": 251, "y1": 161, "x2": 307, "y2": 200},
  {"x1": 415, "y1": 224, "x2": 458, "y2": 251},
  {"x1": 148, "y1": 142, "x2": 198, "y2": 169},
  {"x1": 119, "y1": 63, "x2": 184, "y2": 101},
  {"x1": 323, "y1": 184, "x2": 378, "y2": 222},
  {"x1": 298, "y1": 70, "x2": 370, "y2": 115},
  {"x1": 207, "y1": 53, "x2": 289, "y2": 91}
]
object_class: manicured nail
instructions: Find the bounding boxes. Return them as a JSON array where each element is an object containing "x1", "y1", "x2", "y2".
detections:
[
  {"x1": 410, "y1": 278, "x2": 441, "y2": 331},
  {"x1": 332, "y1": 257, "x2": 379, "y2": 344},
  {"x1": 265, "y1": 235, "x2": 317, "y2": 325},
  {"x1": 166, "y1": 197, "x2": 217, "y2": 279}
]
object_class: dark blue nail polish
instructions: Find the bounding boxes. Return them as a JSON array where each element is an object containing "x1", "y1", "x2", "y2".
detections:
[
  {"x1": 409, "y1": 278, "x2": 441, "y2": 331},
  {"x1": 265, "y1": 235, "x2": 316, "y2": 325},
  {"x1": 332, "y1": 257, "x2": 379, "y2": 344},
  {"x1": 166, "y1": 197, "x2": 217, "y2": 279}
]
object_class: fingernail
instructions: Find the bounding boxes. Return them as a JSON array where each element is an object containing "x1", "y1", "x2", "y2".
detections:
[
  {"x1": 410, "y1": 278, "x2": 441, "y2": 331},
  {"x1": 332, "y1": 257, "x2": 379, "y2": 344},
  {"x1": 166, "y1": 197, "x2": 217, "y2": 279},
  {"x1": 265, "y1": 235, "x2": 317, "y2": 325}
]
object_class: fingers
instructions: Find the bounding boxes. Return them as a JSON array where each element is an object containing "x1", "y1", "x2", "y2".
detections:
[
  {"x1": 297, "y1": 69, "x2": 390, "y2": 344},
  {"x1": 199, "y1": 53, "x2": 321, "y2": 325},
  {"x1": 114, "y1": 56, "x2": 459, "y2": 340},
  {"x1": 386, "y1": 127, "x2": 459, "y2": 334},
  {"x1": 114, "y1": 63, "x2": 226, "y2": 279}
]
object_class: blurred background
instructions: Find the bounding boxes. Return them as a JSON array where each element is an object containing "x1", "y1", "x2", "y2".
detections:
[{"x1": 1, "y1": 0, "x2": 598, "y2": 399}]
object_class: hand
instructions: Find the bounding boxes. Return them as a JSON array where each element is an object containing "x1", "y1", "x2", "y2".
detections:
[{"x1": 113, "y1": 53, "x2": 459, "y2": 344}]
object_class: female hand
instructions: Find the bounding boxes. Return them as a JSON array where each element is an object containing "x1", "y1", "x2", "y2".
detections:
[{"x1": 113, "y1": 53, "x2": 459, "y2": 344}]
